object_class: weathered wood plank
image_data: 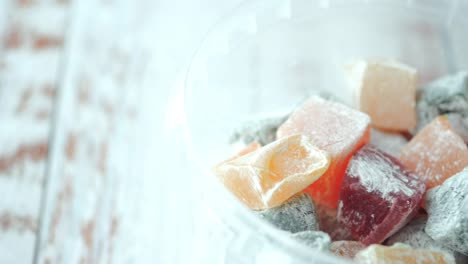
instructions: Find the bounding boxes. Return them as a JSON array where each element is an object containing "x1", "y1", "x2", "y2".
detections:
[
  {"x1": 0, "y1": 0, "x2": 69, "y2": 263},
  {"x1": 36, "y1": 0, "x2": 154, "y2": 263}
]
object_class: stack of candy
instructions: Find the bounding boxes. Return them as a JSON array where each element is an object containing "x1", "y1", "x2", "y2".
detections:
[{"x1": 212, "y1": 59, "x2": 468, "y2": 263}]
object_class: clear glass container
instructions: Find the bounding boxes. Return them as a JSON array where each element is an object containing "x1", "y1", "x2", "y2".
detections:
[{"x1": 183, "y1": 0, "x2": 468, "y2": 263}]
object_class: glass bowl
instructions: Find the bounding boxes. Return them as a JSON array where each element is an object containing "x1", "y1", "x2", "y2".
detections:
[{"x1": 183, "y1": 0, "x2": 468, "y2": 263}]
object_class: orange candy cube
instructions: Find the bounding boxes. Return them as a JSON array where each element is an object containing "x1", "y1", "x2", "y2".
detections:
[
  {"x1": 354, "y1": 244, "x2": 455, "y2": 264},
  {"x1": 213, "y1": 135, "x2": 330, "y2": 210},
  {"x1": 277, "y1": 96, "x2": 371, "y2": 208},
  {"x1": 400, "y1": 116, "x2": 468, "y2": 190}
]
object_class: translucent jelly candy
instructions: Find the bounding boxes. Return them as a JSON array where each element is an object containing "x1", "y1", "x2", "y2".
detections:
[
  {"x1": 414, "y1": 71, "x2": 468, "y2": 141},
  {"x1": 291, "y1": 231, "x2": 331, "y2": 251},
  {"x1": 213, "y1": 134, "x2": 330, "y2": 209},
  {"x1": 230, "y1": 114, "x2": 288, "y2": 145},
  {"x1": 345, "y1": 59, "x2": 417, "y2": 131},
  {"x1": 370, "y1": 128, "x2": 408, "y2": 158},
  {"x1": 277, "y1": 96, "x2": 371, "y2": 208},
  {"x1": 330, "y1": 241, "x2": 366, "y2": 259},
  {"x1": 425, "y1": 168, "x2": 468, "y2": 255},
  {"x1": 338, "y1": 145, "x2": 425, "y2": 245},
  {"x1": 354, "y1": 244, "x2": 455, "y2": 264},
  {"x1": 386, "y1": 216, "x2": 467, "y2": 264},
  {"x1": 257, "y1": 193, "x2": 319, "y2": 233},
  {"x1": 316, "y1": 206, "x2": 353, "y2": 241},
  {"x1": 400, "y1": 116, "x2": 468, "y2": 190}
]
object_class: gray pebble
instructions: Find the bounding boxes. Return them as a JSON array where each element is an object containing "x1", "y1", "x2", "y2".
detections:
[
  {"x1": 386, "y1": 216, "x2": 468, "y2": 263},
  {"x1": 425, "y1": 167, "x2": 468, "y2": 256},
  {"x1": 414, "y1": 71, "x2": 468, "y2": 141},
  {"x1": 230, "y1": 114, "x2": 288, "y2": 146},
  {"x1": 257, "y1": 193, "x2": 319, "y2": 233},
  {"x1": 291, "y1": 231, "x2": 331, "y2": 251}
]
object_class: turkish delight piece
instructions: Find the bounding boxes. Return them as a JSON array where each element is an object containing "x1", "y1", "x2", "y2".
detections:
[
  {"x1": 277, "y1": 96, "x2": 370, "y2": 208},
  {"x1": 400, "y1": 116, "x2": 468, "y2": 190},
  {"x1": 291, "y1": 231, "x2": 331, "y2": 251},
  {"x1": 330, "y1": 241, "x2": 366, "y2": 259},
  {"x1": 316, "y1": 205, "x2": 353, "y2": 241},
  {"x1": 425, "y1": 168, "x2": 468, "y2": 255},
  {"x1": 414, "y1": 71, "x2": 468, "y2": 141},
  {"x1": 257, "y1": 193, "x2": 319, "y2": 233},
  {"x1": 370, "y1": 128, "x2": 408, "y2": 157},
  {"x1": 345, "y1": 59, "x2": 417, "y2": 131},
  {"x1": 354, "y1": 244, "x2": 456, "y2": 264},
  {"x1": 230, "y1": 114, "x2": 288, "y2": 146},
  {"x1": 386, "y1": 216, "x2": 468, "y2": 264},
  {"x1": 338, "y1": 145, "x2": 425, "y2": 245},
  {"x1": 213, "y1": 134, "x2": 330, "y2": 209}
]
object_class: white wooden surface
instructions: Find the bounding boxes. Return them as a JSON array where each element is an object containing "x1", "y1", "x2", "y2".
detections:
[{"x1": 0, "y1": 0, "x2": 241, "y2": 263}]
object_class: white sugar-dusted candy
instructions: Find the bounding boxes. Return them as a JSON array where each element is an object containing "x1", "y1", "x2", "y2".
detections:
[
  {"x1": 345, "y1": 59, "x2": 417, "y2": 131},
  {"x1": 370, "y1": 128, "x2": 408, "y2": 157},
  {"x1": 386, "y1": 216, "x2": 468, "y2": 263},
  {"x1": 291, "y1": 231, "x2": 331, "y2": 251},
  {"x1": 425, "y1": 168, "x2": 468, "y2": 255},
  {"x1": 230, "y1": 114, "x2": 289, "y2": 146},
  {"x1": 414, "y1": 71, "x2": 468, "y2": 141},
  {"x1": 257, "y1": 193, "x2": 319, "y2": 233}
]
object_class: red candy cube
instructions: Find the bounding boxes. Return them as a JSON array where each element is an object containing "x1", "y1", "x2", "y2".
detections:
[{"x1": 338, "y1": 145, "x2": 425, "y2": 245}]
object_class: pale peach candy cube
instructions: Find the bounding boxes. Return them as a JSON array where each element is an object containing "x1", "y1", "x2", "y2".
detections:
[
  {"x1": 277, "y1": 96, "x2": 370, "y2": 208},
  {"x1": 400, "y1": 116, "x2": 468, "y2": 190},
  {"x1": 354, "y1": 244, "x2": 455, "y2": 264},
  {"x1": 346, "y1": 59, "x2": 417, "y2": 131},
  {"x1": 213, "y1": 134, "x2": 330, "y2": 210}
]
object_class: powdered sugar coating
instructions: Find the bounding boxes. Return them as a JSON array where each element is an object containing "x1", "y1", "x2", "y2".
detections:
[
  {"x1": 425, "y1": 168, "x2": 468, "y2": 255},
  {"x1": 338, "y1": 145, "x2": 425, "y2": 245},
  {"x1": 291, "y1": 231, "x2": 331, "y2": 251},
  {"x1": 386, "y1": 216, "x2": 468, "y2": 264},
  {"x1": 230, "y1": 114, "x2": 289, "y2": 146},
  {"x1": 257, "y1": 193, "x2": 319, "y2": 233},
  {"x1": 278, "y1": 96, "x2": 371, "y2": 208},
  {"x1": 414, "y1": 71, "x2": 468, "y2": 140},
  {"x1": 400, "y1": 116, "x2": 468, "y2": 190}
]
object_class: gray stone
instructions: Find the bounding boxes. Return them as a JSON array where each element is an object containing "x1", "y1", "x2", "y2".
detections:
[
  {"x1": 425, "y1": 167, "x2": 468, "y2": 255},
  {"x1": 386, "y1": 216, "x2": 468, "y2": 263},
  {"x1": 230, "y1": 114, "x2": 288, "y2": 146},
  {"x1": 414, "y1": 71, "x2": 468, "y2": 141},
  {"x1": 291, "y1": 231, "x2": 331, "y2": 251},
  {"x1": 257, "y1": 193, "x2": 319, "y2": 233}
]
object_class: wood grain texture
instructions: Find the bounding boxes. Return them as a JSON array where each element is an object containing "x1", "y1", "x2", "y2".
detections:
[
  {"x1": 0, "y1": 0, "x2": 68, "y2": 263},
  {"x1": 35, "y1": 0, "x2": 155, "y2": 263}
]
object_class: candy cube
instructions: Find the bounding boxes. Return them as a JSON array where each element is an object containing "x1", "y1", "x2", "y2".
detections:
[
  {"x1": 386, "y1": 216, "x2": 467, "y2": 264},
  {"x1": 230, "y1": 114, "x2": 288, "y2": 146},
  {"x1": 291, "y1": 231, "x2": 331, "y2": 251},
  {"x1": 277, "y1": 96, "x2": 371, "y2": 208},
  {"x1": 370, "y1": 128, "x2": 408, "y2": 158},
  {"x1": 338, "y1": 145, "x2": 425, "y2": 245},
  {"x1": 213, "y1": 134, "x2": 330, "y2": 209},
  {"x1": 400, "y1": 116, "x2": 468, "y2": 190},
  {"x1": 354, "y1": 244, "x2": 455, "y2": 264},
  {"x1": 316, "y1": 206, "x2": 353, "y2": 241},
  {"x1": 345, "y1": 59, "x2": 417, "y2": 131},
  {"x1": 257, "y1": 193, "x2": 319, "y2": 233},
  {"x1": 330, "y1": 241, "x2": 366, "y2": 259},
  {"x1": 425, "y1": 168, "x2": 468, "y2": 255},
  {"x1": 414, "y1": 71, "x2": 468, "y2": 141}
]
